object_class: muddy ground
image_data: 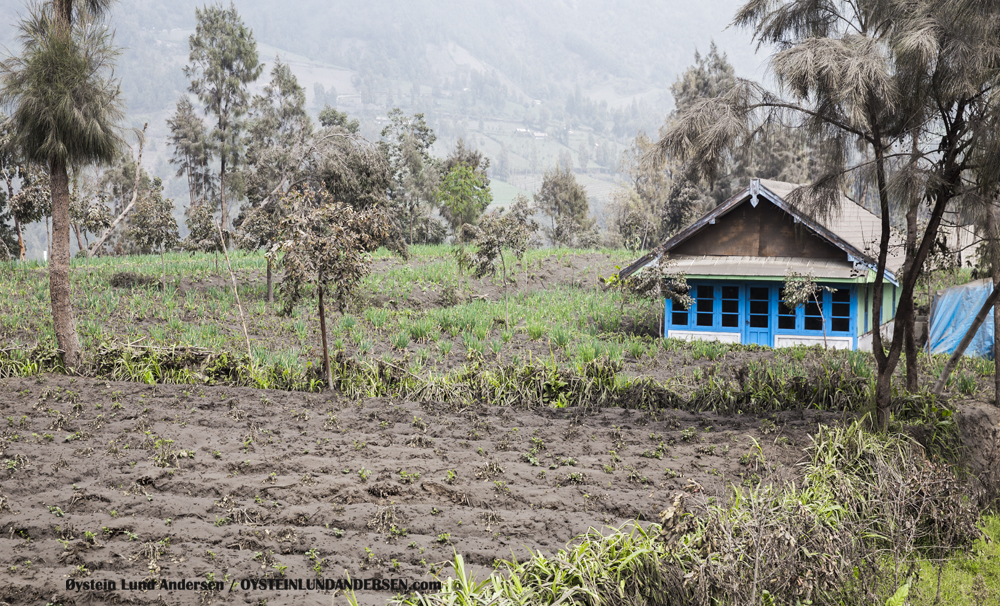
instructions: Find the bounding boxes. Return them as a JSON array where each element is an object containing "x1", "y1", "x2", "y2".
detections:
[{"x1": 0, "y1": 374, "x2": 846, "y2": 605}]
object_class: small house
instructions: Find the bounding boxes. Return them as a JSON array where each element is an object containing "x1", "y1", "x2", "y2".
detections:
[{"x1": 617, "y1": 179, "x2": 904, "y2": 350}]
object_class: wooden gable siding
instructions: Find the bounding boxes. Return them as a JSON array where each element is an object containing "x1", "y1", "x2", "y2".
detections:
[{"x1": 671, "y1": 199, "x2": 844, "y2": 260}]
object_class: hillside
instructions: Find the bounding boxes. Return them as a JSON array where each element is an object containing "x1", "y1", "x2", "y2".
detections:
[{"x1": 0, "y1": 0, "x2": 762, "y2": 254}]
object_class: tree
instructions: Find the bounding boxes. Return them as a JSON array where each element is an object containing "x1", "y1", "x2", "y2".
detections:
[
  {"x1": 0, "y1": 115, "x2": 29, "y2": 260},
  {"x1": 535, "y1": 162, "x2": 593, "y2": 246},
  {"x1": 660, "y1": 0, "x2": 1000, "y2": 428},
  {"x1": 237, "y1": 58, "x2": 312, "y2": 302},
  {"x1": 184, "y1": 3, "x2": 262, "y2": 234},
  {"x1": 609, "y1": 132, "x2": 678, "y2": 251},
  {"x1": 461, "y1": 194, "x2": 537, "y2": 322},
  {"x1": 167, "y1": 97, "x2": 212, "y2": 209},
  {"x1": 437, "y1": 164, "x2": 492, "y2": 234},
  {"x1": 0, "y1": 0, "x2": 126, "y2": 369},
  {"x1": 125, "y1": 177, "x2": 179, "y2": 283},
  {"x1": 7, "y1": 165, "x2": 51, "y2": 256},
  {"x1": 380, "y1": 109, "x2": 442, "y2": 244},
  {"x1": 782, "y1": 271, "x2": 836, "y2": 349},
  {"x1": 274, "y1": 186, "x2": 393, "y2": 388}
]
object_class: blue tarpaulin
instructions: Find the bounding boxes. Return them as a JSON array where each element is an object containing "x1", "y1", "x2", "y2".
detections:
[{"x1": 928, "y1": 279, "x2": 995, "y2": 359}]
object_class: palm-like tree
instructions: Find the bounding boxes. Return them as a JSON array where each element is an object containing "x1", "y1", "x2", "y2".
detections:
[{"x1": 0, "y1": 1, "x2": 125, "y2": 368}]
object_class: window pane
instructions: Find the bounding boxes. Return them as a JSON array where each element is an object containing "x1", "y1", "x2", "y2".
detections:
[
  {"x1": 779, "y1": 316, "x2": 795, "y2": 330},
  {"x1": 750, "y1": 315, "x2": 768, "y2": 328},
  {"x1": 698, "y1": 298, "x2": 714, "y2": 313},
  {"x1": 832, "y1": 303, "x2": 850, "y2": 318},
  {"x1": 722, "y1": 314, "x2": 738, "y2": 327},
  {"x1": 722, "y1": 299, "x2": 738, "y2": 314},
  {"x1": 672, "y1": 310, "x2": 688, "y2": 326},
  {"x1": 722, "y1": 286, "x2": 739, "y2": 299},
  {"x1": 750, "y1": 287, "x2": 768, "y2": 301},
  {"x1": 804, "y1": 316, "x2": 823, "y2": 331},
  {"x1": 778, "y1": 301, "x2": 793, "y2": 316},
  {"x1": 697, "y1": 313, "x2": 713, "y2": 327},
  {"x1": 805, "y1": 301, "x2": 821, "y2": 317},
  {"x1": 832, "y1": 289, "x2": 850, "y2": 302},
  {"x1": 832, "y1": 317, "x2": 849, "y2": 332},
  {"x1": 698, "y1": 285, "x2": 714, "y2": 299},
  {"x1": 750, "y1": 300, "x2": 768, "y2": 315}
]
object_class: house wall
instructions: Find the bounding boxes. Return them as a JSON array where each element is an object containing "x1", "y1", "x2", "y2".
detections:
[
  {"x1": 665, "y1": 279, "x2": 858, "y2": 349},
  {"x1": 671, "y1": 200, "x2": 845, "y2": 259},
  {"x1": 857, "y1": 282, "x2": 901, "y2": 336}
]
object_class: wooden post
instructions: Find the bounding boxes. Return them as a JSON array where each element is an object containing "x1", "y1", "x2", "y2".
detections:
[{"x1": 318, "y1": 284, "x2": 333, "y2": 389}]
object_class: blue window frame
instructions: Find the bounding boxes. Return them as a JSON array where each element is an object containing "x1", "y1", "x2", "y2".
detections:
[
  {"x1": 667, "y1": 280, "x2": 854, "y2": 336},
  {"x1": 667, "y1": 281, "x2": 742, "y2": 332}
]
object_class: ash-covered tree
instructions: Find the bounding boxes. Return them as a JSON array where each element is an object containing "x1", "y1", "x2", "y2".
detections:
[
  {"x1": 167, "y1": 97, "x2": 212, "y2": 209},
  {"x1": 125, "y1": 177, "x2": 178, "y2": 283},
  {"x1": 535, "y1": 162, "x2": 594, "y2": 247},
  {"x1": 0, "y1": 115, "x2": 28, "y2": 260},
  {"x1": 0, "y1": 0, "x2": 126, "y2": 368},
  {"x1": 184, "y1": 3, "x2": 262, "y2": 234},
  {"x1": 609, "y1": 131, "x2": 678, "y2": 251},
  {"x1": 184, "y1": 202, "x2": 225, "y2": 272},
  {"x1": 380, "y1": 109, "x2": 443, "y2": 244},
  {"x1": 461, "y1": 194, "x2": 537, "y2": 322},
  {"x1": 781, "y1": 271, "x2": 835, "y2": 349},
  {"x1": 437, "y1": 164, "x2": 492, "y2": 235},
  {"x1": 7, "y1": 165, "x2": 51, "y2": 256},
  {"x1": 273, "y1": 186, "x2": 393, "y2": 388},
  {"x1": 661, "y1": 0, "x2": 1000, "y2": 428},
  {"x1": 437, "y1": 138, "x2": 492, "y2": 235},
  {"x1": 237, "y1": 58, "x2": 313, "y2": 302},
  {"x1": 68, "y1": 176, "x2": 110, "y2": 254}
]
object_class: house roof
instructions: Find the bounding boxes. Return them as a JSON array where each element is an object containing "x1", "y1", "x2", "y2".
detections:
[
  {"x1": 616, "y1": 179, "x2": 903, "y2": 285},
  {"x1": 664, "y1": 255, "x2": 864, "y2": 281}
]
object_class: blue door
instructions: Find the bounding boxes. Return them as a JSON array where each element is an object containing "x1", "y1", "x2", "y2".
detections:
[{"x1": 745, "y1": 285, "x2": 772, "y2": 346}]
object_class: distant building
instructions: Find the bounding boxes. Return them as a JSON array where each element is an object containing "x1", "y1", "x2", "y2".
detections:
[{"x1": 616, "y1": 179, "x2": 905, "y2": 350}]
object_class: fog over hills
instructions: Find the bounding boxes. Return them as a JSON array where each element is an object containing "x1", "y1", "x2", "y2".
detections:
[{"x1": 0, "y1": 0, "x2": 764, "y2": 253}]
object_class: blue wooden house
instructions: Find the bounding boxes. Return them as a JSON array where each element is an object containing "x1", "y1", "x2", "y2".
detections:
[{"x1": 616, "y1": 179, "x2": 903, "y2": 350}]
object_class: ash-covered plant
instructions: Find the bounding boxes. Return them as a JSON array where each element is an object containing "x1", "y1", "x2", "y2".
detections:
[
  {"x1": 782, "y1": 270, "x2": 835, "y2": 348},
  {"x1": 184, "y1": 202, "x2": 225, "y2": 257},
  {"x1": 273, "y1": 185, "x2": 393, "y2": 387},
  {"x1": 459, "y1": 195, "x2": 537, "y2": 322},
  {"x1": 659, "y1": 419, "x2": 982, "y2": 606},
  {"x1": 124, "y1": 177, "x2": 178, "y2": 283},
  {"x1": 605, "y1": 259, "x2": 692, "y2": 335}
]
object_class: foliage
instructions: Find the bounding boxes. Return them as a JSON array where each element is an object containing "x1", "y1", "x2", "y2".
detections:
[
  {"x1": 436, "y1": 163, "x2": 491, "y2": 234},
  {"x1": 184, "y1": 2, "x2": 262, "y2": 228},
  {"x1": 461, "y1": 195, "x2": 536, "y2": 283},
  {"x1": 124, "y1": 177, "x2": 178, "y2": 255},
  {"x1": 0, "y1": 4, "x2": 126, "y2": 170},
  {"x1": 166, "y1": 97, "x2": 212, "y2": 209},
  {"x1": 380, "y1": 109, "x2": 443, "y2": 245},
  {"x1": 534, "y1": 162, "x2": 593, "y2": 247},
  {"x1": 183, "y1": 203, "x2": 223, "y2": 255},
  {"x1": 274, "y1": 186, "x2": 392, "y2": 315}
]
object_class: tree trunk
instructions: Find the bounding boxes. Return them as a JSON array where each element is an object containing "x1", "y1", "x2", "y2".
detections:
[
  {"x1": 266, "y1": 256, "x2": 273, "y2": 303},
  {"x1": 88, "y1": 124, "x2": 147, "y2": 257},
  {"x1": 903, "y1": 185, "x2": 921, "y2": 392},
  {"x1": 72, "y1": 223, "x2": 84, "y2": 254},
  {"x1": 318, "y1": 284, "x2": 333, "y2": 389},
  {"x1": 989, "y1": 203, "x2": 1000, "y2": 405},
  {"x1": 220, "y1": 153, "x2": 228, "y2": 237},
  {"x1": 932, "y1": 285, "x2": 1000, "y2": 397},
  {"x1": 49, "y1": 158, "x2": 81, "y2": 369},
  {"x1": 870, "y1": 128, "x2": 893, "y2": 430},
  {"x1": 899, "y1": 130, "x2": 922, "y2": 393},
  {"x1": 13, "y1": 214, "x2": 25, "y2": 261}
]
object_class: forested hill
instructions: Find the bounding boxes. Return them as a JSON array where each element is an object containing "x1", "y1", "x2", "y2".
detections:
[{"x1": 0, "y1": 0, "x2": 760, "y2": 254}]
